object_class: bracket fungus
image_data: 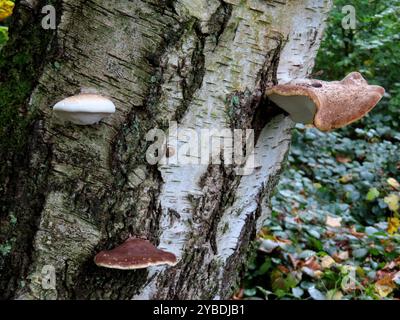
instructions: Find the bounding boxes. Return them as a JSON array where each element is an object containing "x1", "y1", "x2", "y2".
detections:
[
  {"x1": 266, "y1": 72, "x2": 385, "y2": 131},
  {"x1": 94, "y1": 237, "x2": 177, "y2": 270},
  {"x1": 53, "y1": 94, "x2": 116, "y2": 125}
]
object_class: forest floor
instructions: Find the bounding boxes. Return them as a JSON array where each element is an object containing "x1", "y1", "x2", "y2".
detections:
[{"x1": 241, "y1": 125, "x2": 400, "y2": 300}]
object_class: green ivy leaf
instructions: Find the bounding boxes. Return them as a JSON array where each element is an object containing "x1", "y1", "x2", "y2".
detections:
[{"x1": 366, "y1": 188, "x2": 380, "y2": 201}]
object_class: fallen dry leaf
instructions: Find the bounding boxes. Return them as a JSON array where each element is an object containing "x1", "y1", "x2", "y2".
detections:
[
  {"x1": 232, "y1": 288, "x2": 244, "y2": 300},
  {"x1": 325, "y1": 231, "x2": 336, "y2": 238},
  {"x1": 349, "y1": 226, "x2": 365, "y2": 238},
  {"x1": 277, "y1": 265, "x2": 290, "y2": 273},
  {"x1": 384, "y1": 194, "x2": 400, "y2": 212},
  {"x1": 334, "y1": 251, "x2": 349, "y2": 262},
  {"x1": 326, "y1": 215, "x2": 342, "y2": 228},
  {"x1": 374, "y1": 283, "x2": 393, "y2": 298},
  {"x1": 303, "y1": 256, "x2": 321, "y2": 271},
  {"x1": 387, "y1": 217, "x2": 400, "y2": 235},
  {"x1": 321, "y1": 255, "x2": 336, "y2": 269},
  {"x1": 375, "y1": 275, "x2": 396, "y2": 298},
  {"x1": 385, "y1": 243, "x2": 395, "y2": 253},
  {"x1": 376, "y1": 270, "x2": 398, "y2": 281},
  {"x1": 293, "y1": 216, "x2": 303, "y2": 224},
  {"x1": 382, "y1": 261, "x2": 397, "y2": 270},
  {"x1": 274, "y1": 236, "x2": 292, "y2": 245},
  {"x1": 336, "y1": 155, "x2": 352, "y2": 163},
  {"x1": 387, "y1": 178, "x2": 400, "y2": 190},
  {"x1": 339, "y1": 174, "x2": 353, "y2": 184}
]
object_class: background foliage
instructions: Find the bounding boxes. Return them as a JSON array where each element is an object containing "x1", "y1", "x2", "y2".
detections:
[
  {"x1": 242, "y1": 0, "x2": 400, "y2": 300},
  {"x1": 0, "y1": 0, "x2": 14, "y2": 48}
]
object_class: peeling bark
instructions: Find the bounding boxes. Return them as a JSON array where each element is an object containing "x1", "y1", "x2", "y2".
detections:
[{"x1": 0, "y1": 0, "x2": 332, "y2": 300}]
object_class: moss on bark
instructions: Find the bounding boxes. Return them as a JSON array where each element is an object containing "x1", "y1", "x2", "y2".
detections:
[{"x1": 0, "y1": 0, "x2": 64, "y2": 299}]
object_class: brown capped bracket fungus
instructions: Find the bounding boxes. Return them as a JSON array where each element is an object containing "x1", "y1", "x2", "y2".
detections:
[
  {"x1": 266, "y1": 72, "x2": 385, "y2": 131},
  {"x1": 53, "y1": 93, "x2": 116, "y2": 125},
  {"x1": 94, "y1": 237, "x2": 177, "y2": 270}
]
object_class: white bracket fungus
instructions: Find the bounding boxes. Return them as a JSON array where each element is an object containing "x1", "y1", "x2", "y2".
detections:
[{"x1": 53, "y1": 94, "x2": 116, "y2": 125}]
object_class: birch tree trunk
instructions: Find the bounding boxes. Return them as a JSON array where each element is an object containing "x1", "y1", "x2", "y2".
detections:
[{"x1": 0, "y1": 0, "x2": 332, "y2": 300}]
